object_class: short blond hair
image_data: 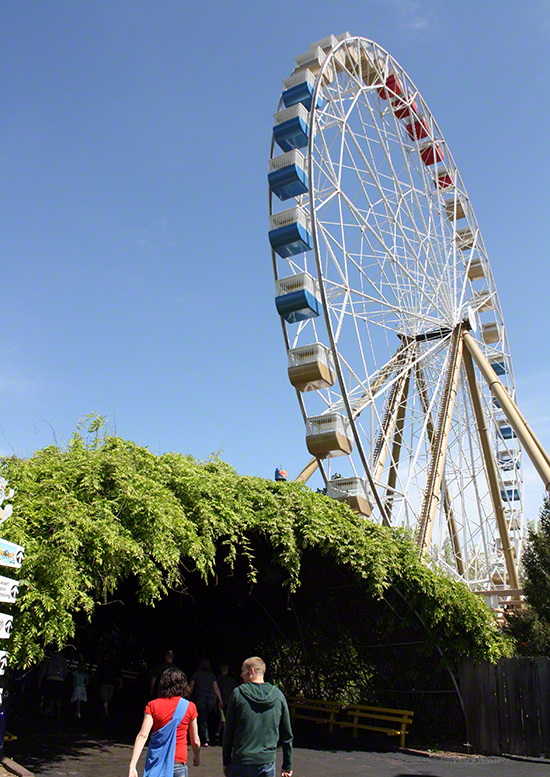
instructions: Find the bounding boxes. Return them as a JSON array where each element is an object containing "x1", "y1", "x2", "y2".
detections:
[{"x1": 244, "y1": 656, "x2": 266, "y2": 676}]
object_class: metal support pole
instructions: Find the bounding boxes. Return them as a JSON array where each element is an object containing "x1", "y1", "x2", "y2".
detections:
[
  {"x1": 384, "y1": 373, "x2": 410, "y2": 522},
  {"x1": 463, "y1": 332, "x2": 550, "y2": 492},
  {"x1": 416, "y1": 357, "x2": 465, "y2": 576},
  {"x1": 372, "y1": 366, "x2": 410, "y2": 484},
  {"x1": 295, "y1": 457, "x2": 320, "y2": 484},
  {"x1": 417, "y1": 326, "x2": 464, "y2": 556},
  {"x1": 462, "y1": 346, "x2": 519, "y2": 589}
]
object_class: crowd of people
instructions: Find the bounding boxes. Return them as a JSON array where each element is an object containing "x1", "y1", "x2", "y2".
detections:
[
  {"x1": 8, "y1": 649, "x2": 294, "y2": 777},
  {"x1": 129, "y1": 654, "x2": 293, "y2": 777}
]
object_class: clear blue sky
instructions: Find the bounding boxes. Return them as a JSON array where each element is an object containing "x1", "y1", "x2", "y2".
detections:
[{"x1": 1, "y1": 1, "x2": 549, "y2": 520}]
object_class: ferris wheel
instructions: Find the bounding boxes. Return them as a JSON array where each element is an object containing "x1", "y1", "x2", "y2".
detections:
[{"x1": 268, "y1": 33, "x2": 550, "y2": 595}]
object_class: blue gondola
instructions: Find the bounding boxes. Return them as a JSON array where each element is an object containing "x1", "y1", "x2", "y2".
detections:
[
  {"x1": 269, "y1": 207, "x2": 313, "y2": 258},
  {"x1": 273, "y1": 105, "x2": 311, "y2": 152},
  {"x1": 281, "y1": 71, "x2": 324, "y2": 112},
  {"x1": 491, "y1": 361, "x2": 506, "y2": 376},
  {"x1": 275, "y1": 272, "x2": 321, "y2": 324},
  {"x1": 501, "y1": 488, "x2": 520, "y2": 502},
  {"x1": 268, "y1": 151, "x2": 308, "y2": 201},
  {"x1": 499, "y1": 425, "x2": 517, "y2": 440}
]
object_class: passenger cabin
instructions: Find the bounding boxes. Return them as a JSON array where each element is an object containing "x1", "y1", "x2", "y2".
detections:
[
  {"x1": 455, "y1": 226, "x2": 475, "y2": 249},
  {"x1": 282, "y1": 70, "x2": 322, "y2": 112},
  {"x1": 293, "y1": 46, "x2": 330, "y2": 82},
  {"x1": 444, "y1": 196, "x2": 466, "y2": 221},
  {"x1": 377, "y1": 73, "x2": 403, "y2": 100},
  {"x1": 269, "y1": 206, "x2": 313, "y2": 258},
  {"x1": 501, "y1": 485, "x2": 521, "y2": 503},
  {"x1": 358, "y1": 41, "x2": 386, "y2": 86},
  {"x1": 404, "y1": 117, "x2": 429, "y2": 140},
  {"x1": 275, "y1": 272, "x2": 321, "y2": 324},
  {"x1": 432, "y1": 164, "x2": 454, "y2": 190},
  {"x1": 490, "y1": 360, "x2": 506, "y2": 376},
  {"x1": 418, "y1": 139, "x2": 444, "y2": 166},
  {"x1": 273, "y1": 104, "x2": 311, "y2": 152},
  {"x1": 497, "y1": 419, "x2": 517, "y2": 441},
  {"x1": 481, "y1": 322, "x2": 501, "y2": 344},
  {"x1": 305, "y1": 413, "x2": 353, "y2": 458},
  {"x1": 497, "y1": 452, "x2": 520, "y2": 471},
  {"x1": 268, "y1": 150, "x2": 308, "y2": 201},
  {"x1": 391, "y1": 90, "x2": 417, "y2": 120},
  {"x1": 470, "y1": 290, "x2": 494, "y2": 312},
  {"x1": 467, "y1": 257, "x2": 485, "y2": 281},
  {"x1": 327, "y1": 477, "x2": 372, "y2": 517},
  {"x1": 287, "y1": 343, "x2": 336, "y2": 392}
]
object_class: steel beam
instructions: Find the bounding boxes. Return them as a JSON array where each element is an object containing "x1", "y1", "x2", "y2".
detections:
[
  {"x1": 462, "y1": 346, "x2": 519, "y2": 589},
  {"x1": 384, "y1": 373, "x2": 410, "y2": 521},
  {"x1": 416, "y1": 356, "x2": 465, "y2": 576},
  {"x1": 372, "y1": 365, "x2": 410, "y2": 484},
  {"x1": 463, "y1": 332, "x2": 550, "y2": 492},
  {"x1": 417, "y1": 326, "x2": 464, "y2": 556}
]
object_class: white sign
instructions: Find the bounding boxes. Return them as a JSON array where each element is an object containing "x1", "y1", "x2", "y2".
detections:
[
  {"x1": 0, "y1": 652, "x2": 8, "y2": 676},
  {"x1": 0, "y1": 615, "x2": 13, "y2": 640},
  {"x1": 0, "y1": 539, "x2": 24, "y2": 569},
  {"x1": 0, "y1": 576, "x2": 18, "y2": 604}
]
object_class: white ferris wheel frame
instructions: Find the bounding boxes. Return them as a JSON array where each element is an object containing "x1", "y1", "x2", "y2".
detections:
[{"x1": 269, "y1": 35, "x2": 549, "y2": 596}]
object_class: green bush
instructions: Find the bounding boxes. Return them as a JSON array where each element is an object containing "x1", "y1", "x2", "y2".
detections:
[{"x1": 0, "y1": 422, "x2": 511, "y2": 667}]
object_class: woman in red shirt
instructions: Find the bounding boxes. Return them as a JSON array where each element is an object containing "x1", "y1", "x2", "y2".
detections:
[{"x1": 129, "y1": 667, "x2": 200, "y2": 777}]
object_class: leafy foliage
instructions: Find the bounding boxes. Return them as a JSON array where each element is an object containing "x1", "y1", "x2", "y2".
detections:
[
  {"x1": 504, "y1": 495, "x2": 550, "y2": 655},
  {"x1": 0, "y1": 422, "x2": 511, "y2": 667}
]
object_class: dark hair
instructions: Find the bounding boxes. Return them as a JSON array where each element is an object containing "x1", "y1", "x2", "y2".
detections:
[
  {"x1": 157, "y1": 667, "x2": 189, "y2": 698},
  {"x1": 198, "y1": 658, "x2": 212, "y2": 672}
]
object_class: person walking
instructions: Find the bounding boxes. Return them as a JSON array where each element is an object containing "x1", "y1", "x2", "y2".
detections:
[
  {"x1": 222, "y1": 656, "x2": 292, "y2": 777},
  {"x1": 70, "y1": 658, "x2": 89, "y2": 719},
  {"x1": 95, "y1": 653, "x2": 122, "y2": 717},
  {"x1": 129, "y1": 666, "x2": 200, "y2": 777},
  {"x1": 215, "y1": 662, "x2": 237, "y2": 743},
  {"x1": 188, "y1": 659, "x2": 223, "y2": 747},
  {"x1": 150, "y1": 650, "x2": 176, "y2": 698},
  {"x1": 39, "y1": 650, "x2": 69, "y2": 718}
]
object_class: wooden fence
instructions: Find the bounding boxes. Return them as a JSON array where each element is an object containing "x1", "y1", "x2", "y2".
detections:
[{"x1": 459, "y1": 657, "x2": 550, "y2": 756}]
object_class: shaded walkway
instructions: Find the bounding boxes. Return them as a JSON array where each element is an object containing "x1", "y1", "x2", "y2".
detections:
[{"x1": 4, "y1": 710, "x2": 550, "y2": 777}]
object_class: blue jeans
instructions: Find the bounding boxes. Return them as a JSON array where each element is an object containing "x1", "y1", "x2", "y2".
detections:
[
  {"x1": 229, "y1": 764, "x2": 276, "y2": 777},
  {"x1": 174, "y1": 763, "x2": 188, "y2": 777}
]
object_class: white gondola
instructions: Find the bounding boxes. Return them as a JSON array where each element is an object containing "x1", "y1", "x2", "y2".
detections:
[
  {"x1": 470, "y1": 290, "x2": 495, "y2": 312},
  {"x1": 287, "y1": 343, "x2": 336, "y2": 392},
  {"x1": 444, "y1": 196, "x2": 466, "y2": 221},
  {"x1": 467, "y1": 256, "x2": 485, "y2": 281},
  {"x1": 327, "y1": 476, "x2": 372, "y2": 516},
  {"x1": 305, "y1": 413, "x2": 353, "y2": 458},
  {"x1": 455, "y1": 225, "x2": 475, "y2": 250},
  {"x1": 481, "y1": 321, "x2": 501, "y2": 344}
]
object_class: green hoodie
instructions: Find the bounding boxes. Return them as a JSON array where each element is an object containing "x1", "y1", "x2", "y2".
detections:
[{"x1": 223, "y1": 682, "x2": 293, "y2": 770}]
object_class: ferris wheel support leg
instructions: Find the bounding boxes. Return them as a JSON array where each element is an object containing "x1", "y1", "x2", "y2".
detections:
[
  {"x1": 416, "y1": 357, "x2": 465, "y2": 576},
  {"x1": 417, "y1": 326, "x2": 465, "y2": 557},
  {"x1": 373, "y1": 367, "x2": 411, "y2": 484},
  {"x1": 462, "y1": 346, "x2": 519, "y2": 590},
  {"x1": 463, "y1": 332, "x2": 550, "y2": 492},
  {"x1": 295, "y1": 456, "x2": 319, "y2": 483},
  {"x1": 384, "y1": 373, "x2": 410, "y2": 522}
]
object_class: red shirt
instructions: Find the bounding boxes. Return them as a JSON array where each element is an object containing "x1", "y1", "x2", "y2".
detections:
[{"x1": 144, "y1": 697, "x2": 197, "y2": 763}]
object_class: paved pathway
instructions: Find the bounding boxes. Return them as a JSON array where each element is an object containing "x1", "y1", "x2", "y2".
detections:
[{"x1": 5, "y1": 712, "x2": 550, "y2": 777}]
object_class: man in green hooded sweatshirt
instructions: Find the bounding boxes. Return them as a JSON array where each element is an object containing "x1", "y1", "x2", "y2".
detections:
[{"x1": 222, "y1": 656, "x2": 293, "y2": 777}]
